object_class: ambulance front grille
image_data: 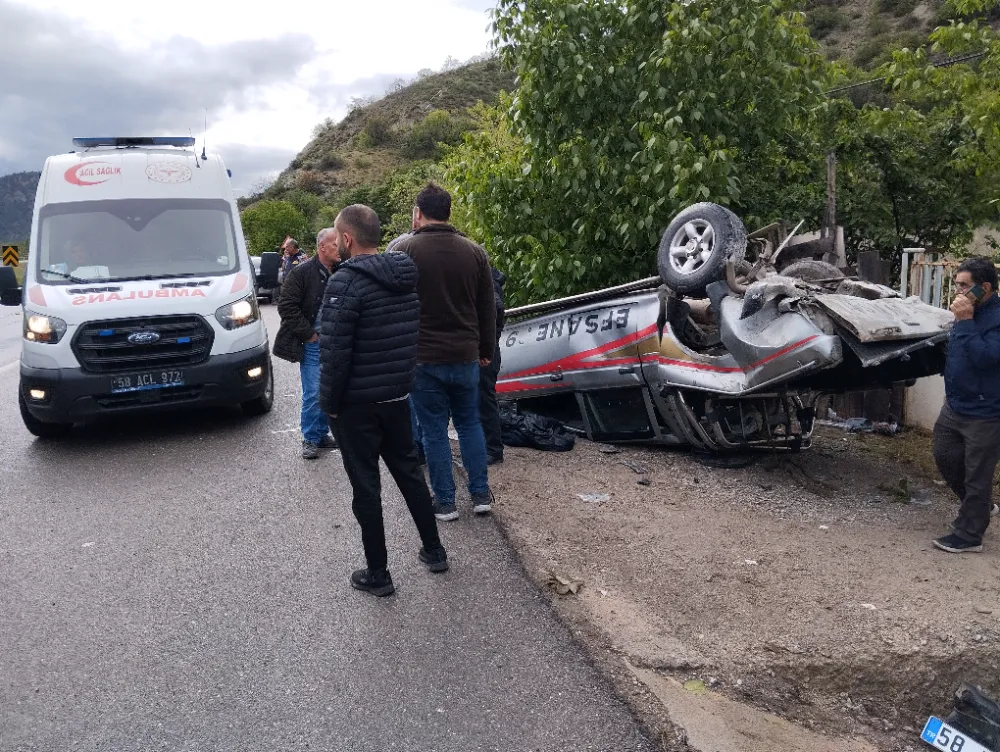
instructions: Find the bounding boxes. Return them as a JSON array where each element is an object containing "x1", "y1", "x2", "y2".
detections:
[{"x1": 72, "y1": 315, "x2": 214, "y2": 373}]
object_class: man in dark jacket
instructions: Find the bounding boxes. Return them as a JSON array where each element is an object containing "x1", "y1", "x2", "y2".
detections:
[
  {"x1": 480, "y1": 267, "x2": 506, "y2": 465},
  {"x1": 394, "y1": 183, "x2": 497, "y2": 522},
  {"x1": 932, "y1": 257, "x2": 1000, "y2": 553},
  {"x1": 274, "y1": 228, "x2": 339, "y2": 459},
  {"x1": 319, "y1": 204, "x2": 448, "y2": 597}
]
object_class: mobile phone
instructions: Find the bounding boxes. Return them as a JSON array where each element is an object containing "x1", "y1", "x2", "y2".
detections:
[{"x1": 968, "y1": 284, "x2": 986, "y2": 301}]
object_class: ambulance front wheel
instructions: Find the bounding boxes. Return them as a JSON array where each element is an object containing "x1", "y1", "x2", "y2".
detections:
[
  {"x1": 241, "y1": 363, "x2": 274, "y2": 417},
  {"x1": 19, "y1": 389, "x2": 72, "y2": 439}
]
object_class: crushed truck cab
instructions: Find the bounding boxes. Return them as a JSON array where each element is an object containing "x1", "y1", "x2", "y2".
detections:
[{"x1": 8, "y1": 137, "x2": 274, "y2": 438}]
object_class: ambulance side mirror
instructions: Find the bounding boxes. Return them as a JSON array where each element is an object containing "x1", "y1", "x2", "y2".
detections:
[{"x1": 0, "y1": 266, "x2": 22, "y2": 307}]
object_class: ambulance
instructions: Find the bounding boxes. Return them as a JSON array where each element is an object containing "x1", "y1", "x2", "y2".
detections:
[{"x1": 6, "y1": 137, "x2": 273, "y2": 438}]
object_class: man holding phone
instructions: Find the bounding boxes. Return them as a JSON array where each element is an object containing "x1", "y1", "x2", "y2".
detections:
[{"x1": 932, "y1": 257, "x2": 1000, "y2": 553}]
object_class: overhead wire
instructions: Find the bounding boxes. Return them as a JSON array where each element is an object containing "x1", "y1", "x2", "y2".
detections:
[{"x1": 823, "y1": 50, "x2": 988, "y2": 96}]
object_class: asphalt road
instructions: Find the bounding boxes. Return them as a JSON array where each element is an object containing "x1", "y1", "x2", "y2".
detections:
[
  {"x1": 0, "y1": 305, "x2": 21, "y2": 369},
  {"x1": 0, "y1": 305, "x2": 655, "y2": 752}
]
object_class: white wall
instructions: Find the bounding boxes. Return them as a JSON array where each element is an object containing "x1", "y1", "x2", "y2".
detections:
[{"x1": 905, "y1": 375, "x2": 945, "y2": 431}]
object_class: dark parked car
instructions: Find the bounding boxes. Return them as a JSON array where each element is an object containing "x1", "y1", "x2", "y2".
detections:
[{"x1": 250, "y1": 251, "x2": 281, "y2": 304}]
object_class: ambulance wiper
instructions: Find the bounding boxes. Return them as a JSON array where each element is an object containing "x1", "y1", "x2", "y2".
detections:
[
  {"x1": 108, "y1": 274, "x2": 161, "y2": 282},
  {"x1": 42, "y1": 267, "x2": 90, "y2": 284}
]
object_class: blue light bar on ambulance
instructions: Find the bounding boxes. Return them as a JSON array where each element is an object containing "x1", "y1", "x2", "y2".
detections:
[{"x1": 72, "y1": 137, "x2": 197, "y2": 148}]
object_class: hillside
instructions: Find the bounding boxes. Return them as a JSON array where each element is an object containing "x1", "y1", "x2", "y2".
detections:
[
  {"x1": 0, "y1": 171, "x2": 39, "y2": 243},
  {"x1": 248, "y1": 0, "x2": 999, "y2": 217},
  {"x1": 255, "y1": 58, "x2": 516, "y2": 206},
  {"x1": 805, "y1": 0, "x2": 996, "y2": 68}
]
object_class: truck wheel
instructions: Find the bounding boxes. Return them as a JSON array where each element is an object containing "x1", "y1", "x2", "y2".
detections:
[
  {"x1": 18, "y1": 390, "x2": 72, "y2": 439},
  {"x1": 242, "y1": 363, "x2": 274, "y2": 417},
  {"x1": 658, "y1": 203, "x2": 747, "y2": 297},
  {"x1": 779, "y1": 259, "x2": 844, "y2": 283}
]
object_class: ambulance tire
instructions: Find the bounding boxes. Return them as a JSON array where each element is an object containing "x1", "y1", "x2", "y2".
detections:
[
  {"x1": 242, "y1": 362, "x2": 274, "y2": 417},
  {"x1": 19, "y1": 389, "x2": 72, "y2": 439}
]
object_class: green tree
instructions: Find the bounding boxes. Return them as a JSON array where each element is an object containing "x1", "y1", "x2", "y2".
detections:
[
  {"x1": 240, "y1": 200, "x2": 309, "y2": 256},
  {"x1": 283, "y1": 189, "x2": 326, "y2": 225},
  {"x1": 402, "y1": 110, "x2": 473, "y2": 159},
  {"x1": 464, "y1": 0, "x2": 829, "y2": 303}
]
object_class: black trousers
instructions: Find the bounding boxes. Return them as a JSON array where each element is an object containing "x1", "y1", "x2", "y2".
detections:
[
  {"x1": 333, "y1": 399, "x2": 442, "y2": 572},
  {"x1": 933, "y1": 404, "x2": 1000, "y2": 544},
  {"x1": 479, "y1": 341, "x2": 503, "y2": 458}
]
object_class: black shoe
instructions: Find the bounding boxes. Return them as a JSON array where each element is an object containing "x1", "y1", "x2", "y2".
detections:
[
  {"x1": 419, "y1": 546, "x2": 450, "y2": 573},
  {"x1": 302, "y1": 441, "x2": 320, "y2": 460},
  {"x1": 933, "y1": 534, "x2": 983, "y2": 553},
  {"x1": 433, "y1": 501, "x2": 459, "y2": 521},
  {"x1": 487, "y1": 453, "x2": 504, "y2": 466},
  {"x1": 319, "y1": 434, "x2": 338, "y2": 449},
  {"x1": 472, "y1": 490, "x2": 494, "y2": 515},
  {"x1": 350, "y1": 568, "x2": 395, "y2": 596},
  {"x1": 415, "y1": 447, "x2": 426, "y2": 466}
]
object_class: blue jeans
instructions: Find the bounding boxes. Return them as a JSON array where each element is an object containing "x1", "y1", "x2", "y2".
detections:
[
  {"x1": 410, "y1": 362, "x2": 490, "y2": 504},
  {"x1": 300, "y1": 341, "x2": 329, "y2": 444},
  {"x1": 409, "y1": 396, "x2": 423, "y2": 452}
]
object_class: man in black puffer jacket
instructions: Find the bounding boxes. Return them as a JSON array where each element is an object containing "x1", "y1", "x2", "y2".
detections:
[{"x1": 318, "y1": 204, "x2": 448, "y2": 597}]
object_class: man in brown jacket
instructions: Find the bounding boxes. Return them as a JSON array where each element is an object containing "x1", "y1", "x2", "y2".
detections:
[{"x1": 395, "y1": 183, "x2": 497, "y2": 521}]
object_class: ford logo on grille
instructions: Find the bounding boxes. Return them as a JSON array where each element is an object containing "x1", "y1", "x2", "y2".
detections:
[{"x1": 128, "y1": 331, "x2": 161, "y2": 345}]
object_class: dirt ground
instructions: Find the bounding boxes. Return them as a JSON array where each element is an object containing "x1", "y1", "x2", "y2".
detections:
[{"x1": 488, "y1": 426, "x2": 1000, "y2": 751}]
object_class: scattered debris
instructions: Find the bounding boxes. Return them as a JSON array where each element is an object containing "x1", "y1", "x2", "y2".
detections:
[
  {"x1": 819, "y1": 525, "x2": 829, "y2": 531},
  {"x1": 818, "y1": 417, "x2": 901, "y2": 436},
  {"x1": 598, "y1": 444, "x2": 621, "y2": 454},
  {"x1": 577, "y1": 493, "x2": 611, "y2": 503},
  {"x1": 500, "y1": 405, "x2": 576, "y2": 452},
  {"x1": 877, "y1": 477, "x2": 913, "y2": 503},
  {"x1": 977, "y1": 607, "x2": 993, "y2": 615},
  {"x1": 860, "y1": 603, "x2": 877, "y2": 611},
  {"x1": 683, "y1": 679, "x2": 707, "y2": 693},
  {"x1": 546, "y1": 572, "x2": 583, "y2": 595},
  {"x1": 81, "y1": 541, "x2": 95, "y2": 548},
  {"x1": 620, "y1": 459, "x2": 649, "y2": 474},
  {"x1": 745, "y1": 559, "x2": 759, "y2": 566},
  {"x1": 637, "y1": 477, "x2": 651, "y2": 486}
]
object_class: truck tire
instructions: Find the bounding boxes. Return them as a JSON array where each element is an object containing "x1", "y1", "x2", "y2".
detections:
[
  {"x1": 658, "y1": 203, "x2": 747, "y2": 297},
  {"x1": 241, "y1": 363, "x2": 274, "y2": 417},
  {"x1": 779, "y1": 259, "x2": 844, "y2": 283},
  {"x1": 19, "y1": 390, "x2": 72, "y2": 439}
]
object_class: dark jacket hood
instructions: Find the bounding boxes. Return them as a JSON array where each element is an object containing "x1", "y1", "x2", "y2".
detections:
[{"x1": 344, "y1": 251, "x2": 417, "y2": 293}]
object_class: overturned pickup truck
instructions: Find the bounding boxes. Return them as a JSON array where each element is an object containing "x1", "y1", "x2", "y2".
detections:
[{"x1": 497, "y1": 203, "x2": 953, "y2": 452}]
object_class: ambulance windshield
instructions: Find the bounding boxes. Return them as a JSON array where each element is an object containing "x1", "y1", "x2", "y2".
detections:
[{"x1": 36, "y1": 198, "x2": 240, "y2": 284}]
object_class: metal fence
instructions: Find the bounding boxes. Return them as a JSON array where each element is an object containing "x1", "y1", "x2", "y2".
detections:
[{"x1": 900, "y1": 250, "x2": 955, "y2": 309}]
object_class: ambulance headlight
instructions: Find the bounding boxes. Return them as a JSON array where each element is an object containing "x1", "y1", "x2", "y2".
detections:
[
  {"x1": 24, "y1": 312, "x2": 68, "y2": 344},
  {"x1": 215, "y1": 295, "x2": 259, "y2": 330}
]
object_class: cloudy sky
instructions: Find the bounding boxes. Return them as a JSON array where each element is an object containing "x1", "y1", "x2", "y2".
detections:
[{"x1": 0, "y1": 0, "x2": 495, "y2": 195}]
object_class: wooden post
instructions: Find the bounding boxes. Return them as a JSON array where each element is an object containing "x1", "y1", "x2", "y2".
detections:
[{"x1": 825, "y1": 152, "x2": 837, "y2": 235}]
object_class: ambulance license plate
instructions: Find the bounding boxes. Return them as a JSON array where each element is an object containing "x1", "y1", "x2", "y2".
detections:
[
  {"x1": 921, "y1": 716, "x2": 993, "y2": 752},
  {"x1": 110, "y1": 370, "x2": 185, "y2": 394}
]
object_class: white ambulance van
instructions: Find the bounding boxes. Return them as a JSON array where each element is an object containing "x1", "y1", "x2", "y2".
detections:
[{"x1": 6, "y1": 136, "x2": 273, "y2": 438}]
